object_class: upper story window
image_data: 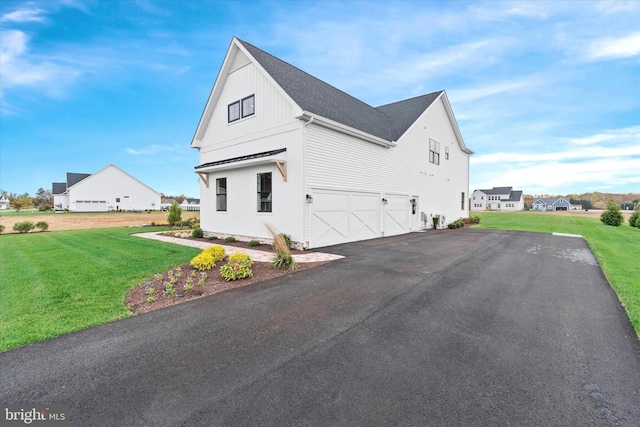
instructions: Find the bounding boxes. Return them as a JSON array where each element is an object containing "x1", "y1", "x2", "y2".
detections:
[
  {"x1": 429, "y1": 139, "x2": 440, "y2": 165},
  {"x1": 228, "y1": 94, "x2": 255, "y2": 123},
  {"x1": 445, "y1": 146, "x2": 449, "y2": 160}
]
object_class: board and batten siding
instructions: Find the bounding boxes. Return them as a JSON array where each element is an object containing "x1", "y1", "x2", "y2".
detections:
[
  {"x1": 198, "y1": 61, "x2": 299, "y2": 152},
  {"x1": 304, "y1": 96, "x2": 470, "y2": 231}
]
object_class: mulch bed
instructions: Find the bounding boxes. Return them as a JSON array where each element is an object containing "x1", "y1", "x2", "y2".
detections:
[
  {"x1": 184, "y1": 236, "x2": 308, "y2": 254},
  {"x1": 127, "y1": 254, "x2": 328, "y2": 315}
]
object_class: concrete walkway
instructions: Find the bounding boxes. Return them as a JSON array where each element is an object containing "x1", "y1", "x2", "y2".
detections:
[{"x1": 133, "y1": 232, "x2": 344, "y2": 263}]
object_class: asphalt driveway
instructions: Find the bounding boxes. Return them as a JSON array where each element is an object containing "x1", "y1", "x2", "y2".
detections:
[{"x1": 1, "y1": 230, "x2": 639, "y2": 426}]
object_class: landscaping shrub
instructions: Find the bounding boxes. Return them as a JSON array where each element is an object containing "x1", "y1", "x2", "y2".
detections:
[
  {"x1": 167, "y1": 202, "x2": 182, "y2": 226},
  {"x1": 190, "y1": 252, "x2": 215, "y2": 271},
  {"x1": 448, "y1": 223, "x2": 456, "y2": 229},
  {"x1": 220, "y1": 253, "x2": 253, "y2": 281},
  {"x1": 629, "y1": 211, "x2": 639, "y2": 227},
  {"x1": 13, "y1": 221, "x2": 35, "y2": 233},
  {"x1": 471, "y1": 215, "x2": 481, "y2": 224},
  {"x1": 208, "y1": 236, "x2": 218, "y2": 240},
  {"x1": 266, "y1": 224, "x2": 298, "y2": 271},
  {"x1": 35, "y1": 221, "x2": 49, "y2": 231},
  {"x1": 224, "y1": 236, "x2": 237, "y2": 243},
  {"x1": 600, "y1": 201, "x2": 624, "y2": 226},
  {"x1": 177, "y1": 218, "x2": 199, "y2": 229},
  {"x1": 0, "y1": 224, "x2": 4, "y2": 234},
  {"x1": 191, "y1": 227, "x2": 204, "y2": 238},
  {"x1": 248, "y1": 240, "x2": 260, "y2": 247},
  {"x1": 455, "y1": 220, "x2": 464, "y2": 228},
  {"x1": 38, "y1": 205, "x2": 52, "y2": 211},
  {"x1": 280, "y1": 233, "x2": 293, "y2": 249},
  {"x1": 203, "y1": 245, "x2": 226, "y2": 262}
]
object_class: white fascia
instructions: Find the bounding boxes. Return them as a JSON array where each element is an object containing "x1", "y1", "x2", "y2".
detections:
[{"x1": 296, "y1": 111, "x2": 396, "y2": 148}]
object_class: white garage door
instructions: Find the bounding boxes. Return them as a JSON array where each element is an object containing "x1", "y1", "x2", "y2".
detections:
[
  {"x1": 309, "y1": 189, "x2": 380, "y2": 248},
  {"x1": 383, "y1": 194, "x2": 410, "y2": 237},
  {"x1": 75, "y1": 200, "x2": 108, "y2": 212}
]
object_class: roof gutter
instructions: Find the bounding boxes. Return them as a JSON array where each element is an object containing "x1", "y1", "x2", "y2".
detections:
[{"x1": 297, "y1": 112, "x2": 396, "y2": 148}]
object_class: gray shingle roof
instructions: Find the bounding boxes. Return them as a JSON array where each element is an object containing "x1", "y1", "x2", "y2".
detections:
[
  {"x1": 52, "y1": 182, "x2": 67, "y2": 195},
  {"x1": 479, "y1": 187, "x2": 513, "y2": 195},
  {"x1": 67, "y1": 173, "x2": 91, "y2": 188},
  {"x1": 504, "y1": 190, "x2": 522, "y2": 202},
  {"x1": 237, "y1": 39, "x2": 441, "y2": 143}
]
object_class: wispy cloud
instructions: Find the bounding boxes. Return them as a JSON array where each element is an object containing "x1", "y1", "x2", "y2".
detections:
[
  {"x1": 586, "y1": 32, "x2": 640, "y2": 60},
  {"x1": 125, "y1": 145, "x2": 181, "y2": 155},
  {"x1": 0, "y1": 6, "x2": 48, "y2": 23},
  {"x1": 0, "y1": 29, "x2": 83, "y2": 98}
]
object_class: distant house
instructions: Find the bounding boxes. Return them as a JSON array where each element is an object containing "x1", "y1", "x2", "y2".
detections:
[
  {"x1": 190, "y1": 37, "x2": 473, "y2": 248},
  {"x1": 52, "y1": 164, "x2": 161, "y2": 212},
  {"x1": 161, "y1": 198, "x2": 178, "y2": 211},
  {"x1": 532, "y1": 197, "x2": 571, "y2": 211},
  {"x1": 471, "y1": 187, "x2": 524, "y2": 211},
  {"x1": 180, "y1": 198, "x2": 200, "y2": 211},
  {"x1": 0, "y1": 195, "x2": 10, "y2": 210}
]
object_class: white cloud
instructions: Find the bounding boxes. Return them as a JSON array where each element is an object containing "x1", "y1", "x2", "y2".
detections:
[
  {"x1": 125, "y1": 145, "x2": 181, "y2": 155},
  {"x1": 0, "y1": 29, "x2": 82, "y2": 99},
  {"x1": 586, "y1": 32, "x2": 640, "y2": 60},
  {"x1": 565, "y1": 126, "x2": 640, "y2": 146},
  {"x1": 0, "y1": 6, "x2": 48, "y2": 23}
]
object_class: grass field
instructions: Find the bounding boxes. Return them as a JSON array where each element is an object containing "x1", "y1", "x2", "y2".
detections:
[
  {"x1": 473, "y1": 211, "x2": 640, "y2": 336},
  {"x1": 0, "y1": 227, "x2": 200, "y2": 352}
]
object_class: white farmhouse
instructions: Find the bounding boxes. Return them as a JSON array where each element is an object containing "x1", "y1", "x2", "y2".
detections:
[
  {"x1": 471, "y1": 187, "x2": 524, "y2": 211},
  {"x1": 52, "y1": 164, "x2": 161, "y2": 212},
  {"x1": 191, "y1": 38, "x2": 474, "y2": 249}
]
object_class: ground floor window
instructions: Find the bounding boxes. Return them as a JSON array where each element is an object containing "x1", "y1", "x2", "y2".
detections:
[
  {"x1": 216, "y1": 178, "x2": 227, "y2": 211},
  {"x1": 461, "y1": 192, "x2": 465, "y2": 210},
  {"x1": 257, "y1": 172, "x2": 272, "y2": 212}
]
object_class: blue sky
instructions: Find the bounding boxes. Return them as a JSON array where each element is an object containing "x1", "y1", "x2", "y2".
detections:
[{"x1": 1, "y1": 0, "x2": 638, "y2": 198}]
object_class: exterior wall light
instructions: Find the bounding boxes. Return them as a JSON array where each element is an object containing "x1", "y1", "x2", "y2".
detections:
[
  {"x1": 382, "y1": 198, "x2": 388, "y2": 204},
  {"x1": 306, "y1": 194, "x2": 313, "y2": 203}
]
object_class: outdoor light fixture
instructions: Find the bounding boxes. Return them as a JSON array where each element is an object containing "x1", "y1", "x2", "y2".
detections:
[
  {"x1": 306, "y1": 194, "x2": 313, "y2": 203},
  {"x1": 410, "y1": 199, "x2": 416, "y2": 205},
  {"x1": 382, "y1": 198, "x2": 388, "y2": 204}
]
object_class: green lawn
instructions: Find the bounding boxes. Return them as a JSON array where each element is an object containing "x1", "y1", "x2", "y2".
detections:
[
  {"x1": 473, "y1": 211, "x2": 640, "y2": 336},
  {"x1": 0, "y1": 227, "x2": 200, "y2": 352}
]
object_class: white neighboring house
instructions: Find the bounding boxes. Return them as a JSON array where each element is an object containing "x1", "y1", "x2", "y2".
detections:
[
  {"x1": 180, "y1": 198, "x2": 200, "y2": 211},
  {"x1": 0, "y1": 195, "x2": 9, "y2": 210},
  {"x1": 191, "y1": 37, "x2": 474, "y2": 249},
  {"x1": 471, "y1": 187, "x2": 524, "y2": 211},
  {"x1": 52, "y1": 164, "x2": 161, "y2": 212}
]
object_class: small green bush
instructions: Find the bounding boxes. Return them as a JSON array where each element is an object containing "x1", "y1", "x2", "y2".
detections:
[
  {"x1": 203, "y1": 245, "x2": 226, "y2": 262},
  {"x1": 191, "y1": 227, "x2": 204, "y2": 238},
  {"x1": 448, "y1": 223, "x2": 456, "y2": 229},
  {"x1": 224, "y1": 236, "x2": 236, "y2": 243},
  {"x1": 600, "y1": 202, "x2": 624, "y2": 226},
  {"x1": 190, "y1": 252, "x2": 215, "y2": 271},
  {"x1": 471, "y1": 215, "x2": 481, "y2": 224},
  {"x1": 35, "y1": 221, "x2": 49, "y2": 231},
  {"x1": 248, "y1": 240, "x2": 260, "y2": 247},
  {"x1": 208, "y1": 236, "x2": 218, "y2": 240},
  {"x1": 455, "y1": 221, "x2": 464, "y2": 228},
  {"x1": 629, "y1": 211, "x2": 639, "y2": 227},
  {"x1": 13, "y1": 221, "x2": 35, "y2": 233},
  {"x1": 220, "y1": 253, "x2": 253, "y2": 281},
  {"x1": 176, "y1": 218, "x2": 199, "y2": 229},
  {"x1": 167, "y1": 202, "x2": 182, "y2": 226},
  {"x1": 0, "y1": 224, "x2": 5, "y2": 234}
]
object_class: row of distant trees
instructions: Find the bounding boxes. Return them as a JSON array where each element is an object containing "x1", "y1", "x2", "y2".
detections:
[{"x1": 1, "y1": 189, "x2": 53, "y2": 212}]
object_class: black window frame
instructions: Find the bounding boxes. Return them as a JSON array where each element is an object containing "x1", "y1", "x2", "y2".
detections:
[
  {"x1": 228, "y1": 94, "x2": 255, "y2": 123},
  {"x1": 228, "y1": 101, "x2": 240, "y2": 122},
  {"x1": 257, "y1": 172, "x2": 272, "y2": 213},
  {"x1": 461, "y1": 192, "x2": 466, "y2": 210},
  {"x1": 216, "y1": 178, "x2": 227, "y2": 212},
  {"x1": 241, "y1": 95, "x2": 255, "y2": 118}
]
